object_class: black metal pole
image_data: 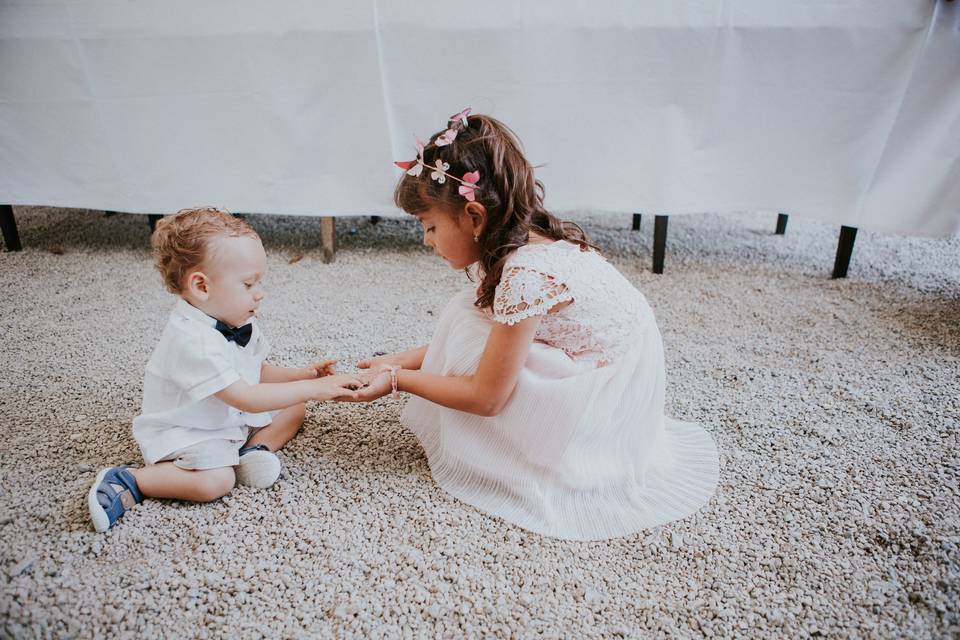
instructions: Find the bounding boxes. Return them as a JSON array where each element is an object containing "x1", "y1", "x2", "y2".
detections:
[
  {"x1": 1, "y1": 205, "x2": 22, "y2": 251},
  {"x1": 775, "y1": 213, "x2": 788, "y2": 235},
  {"x1": 632, "y1": 213, "x2": 641, "y2": 231},
  {"x1": 653, "y1": 215, "x2": 668, "y2": 274},
  {"x1": 832, "y1": 226, "x2": 858, "y2": 278}
]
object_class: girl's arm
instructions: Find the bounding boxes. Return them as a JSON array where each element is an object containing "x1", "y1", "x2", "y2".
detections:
[
  {"x1": 395, "y1": 318, "x2": 541, "y2": 416},
  {"x1": 260, "y1": 359, "x2": 337, "y2": 383},
  {"x1": 358, "y1": 344, "x2": 429, "y2": 371},
  {"x1": 215, "y1": 373, "x2": 361, "y2": 413}
]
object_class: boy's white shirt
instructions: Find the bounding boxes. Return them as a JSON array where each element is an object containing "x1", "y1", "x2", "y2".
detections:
[{"x1": 132, "y1": 298, "x2": 272, "y2": 464}]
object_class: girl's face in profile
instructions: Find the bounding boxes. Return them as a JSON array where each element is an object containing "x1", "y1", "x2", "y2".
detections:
[{"x1": 416, "y1": 206, "x2": 481, "y2": 270}]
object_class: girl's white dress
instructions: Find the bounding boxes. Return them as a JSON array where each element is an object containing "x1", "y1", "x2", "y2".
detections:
[{"x1": 402, "y1": 240, "x2": 719, "y2": 540}]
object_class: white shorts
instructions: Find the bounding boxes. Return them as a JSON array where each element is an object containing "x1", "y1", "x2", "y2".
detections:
[{"x1": 157, "y1": 426, "x2": 261, "y2": 470}]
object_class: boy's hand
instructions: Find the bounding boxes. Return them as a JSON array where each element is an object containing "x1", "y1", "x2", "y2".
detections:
[
  {"x1": 306, "y1": 359, "x2": 337, "y2": 378},
  {"x1": 308, "y1": 373, "x2": 363, "y2": 402}
]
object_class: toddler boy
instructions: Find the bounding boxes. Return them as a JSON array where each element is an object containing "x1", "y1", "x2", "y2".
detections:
[{"x1": 88, "y1": 208, "x2": 360, "y2": 532}]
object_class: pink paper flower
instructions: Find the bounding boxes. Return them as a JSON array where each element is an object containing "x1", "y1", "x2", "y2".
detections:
[{"x1": 458, "y1": 171, "x2": 480, "y2": 201}]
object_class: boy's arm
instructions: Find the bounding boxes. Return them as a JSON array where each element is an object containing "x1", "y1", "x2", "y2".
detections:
[
  {"x1": 215, "y1": 374, "x2": 360, "y2": 413},
  {"x1": 260, "y1": 359, "x2": 337, "y2": 383}
]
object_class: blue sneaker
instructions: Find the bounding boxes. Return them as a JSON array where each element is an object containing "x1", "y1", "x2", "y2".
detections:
[
  {"x1": 236, "y1": 444, "x2": 281, "y2": 489},
  {"x1": 88, "y1": 466, "x2": 143, "y2": 532}
]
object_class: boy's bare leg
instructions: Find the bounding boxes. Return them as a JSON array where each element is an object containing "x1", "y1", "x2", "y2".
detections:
[
  {"x1": 245, "y1": 402, "x2": 306, "y2": 452},
  {"x1": 131, "y1": 464, "x2": 235, "y2": 502}
]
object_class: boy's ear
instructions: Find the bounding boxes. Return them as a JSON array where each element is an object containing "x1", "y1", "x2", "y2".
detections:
[
  {"x1": 463, "y1": 202, "x2": 487, "y2": 236},
  {"x1": 185, "y1": 271, "x2": 210, "y2": 300}
]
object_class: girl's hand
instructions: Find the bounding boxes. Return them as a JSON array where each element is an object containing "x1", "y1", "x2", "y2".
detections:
[
  {"x1": 306, "y1": 359, "x2": 337, "y2": 378},
  {"x1": 340, "y1": 370, "x2": 392, "y2": 403},
  {"x1": 307, "y1": 373, "x2": 363, "y2": 401}
]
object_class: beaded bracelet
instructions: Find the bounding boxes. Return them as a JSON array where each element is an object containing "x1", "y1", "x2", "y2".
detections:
[{"x1": 384, "y1": 364, "x2": 401, "y2": 399}]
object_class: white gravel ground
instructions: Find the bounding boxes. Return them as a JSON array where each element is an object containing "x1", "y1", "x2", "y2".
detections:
[{"x1": 1, "y1": 206, "x2": 958, "y2": 639}]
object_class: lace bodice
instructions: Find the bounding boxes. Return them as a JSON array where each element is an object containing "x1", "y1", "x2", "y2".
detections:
[{"x1": 489, "y1": 241, "x2": 651, "y2": 366}]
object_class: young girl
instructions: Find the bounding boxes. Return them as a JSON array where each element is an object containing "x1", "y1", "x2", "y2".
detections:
[{"x1": 354, "y1": 110, "x2": 719, "y2": 540}]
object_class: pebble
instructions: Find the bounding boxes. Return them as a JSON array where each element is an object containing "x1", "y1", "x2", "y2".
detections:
[
  {"x1": 9, "y1": 556, "x2": 37, "y2": 577},
  {"x1": 671, "y1": 532, "x2": 684, "y2": 549}
]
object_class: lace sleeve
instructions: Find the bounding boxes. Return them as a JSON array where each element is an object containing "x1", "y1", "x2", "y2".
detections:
[{"x1": 493, "y1": 266, "x2": 573, "y2": 325}]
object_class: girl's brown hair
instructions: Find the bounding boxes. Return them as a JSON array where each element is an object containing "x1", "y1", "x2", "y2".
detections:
[
  {"x1": 151, "y1": 207, "x2": 258, "y2": 294},
  {"x1": 394, "y1": 114, "x2": 598, "y2": 309}
]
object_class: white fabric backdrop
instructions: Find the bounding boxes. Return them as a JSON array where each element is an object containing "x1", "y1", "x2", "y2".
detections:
[{"x1": 1, "y1": 1, "x2": 958, "y2": 237}]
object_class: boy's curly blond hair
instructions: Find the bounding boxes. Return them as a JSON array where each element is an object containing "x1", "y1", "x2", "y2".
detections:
[{"x1": 151, "y1": 207, "x2": 258, "y2": 294}]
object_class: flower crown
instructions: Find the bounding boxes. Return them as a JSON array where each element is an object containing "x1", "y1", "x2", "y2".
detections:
[{"x1": 394, "y1": 107, "x2": 480, "y2": 202}]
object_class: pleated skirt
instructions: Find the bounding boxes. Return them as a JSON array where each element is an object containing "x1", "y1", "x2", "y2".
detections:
[{"x1": 402, "y1": 289, "x2": 719, "y2": 540}]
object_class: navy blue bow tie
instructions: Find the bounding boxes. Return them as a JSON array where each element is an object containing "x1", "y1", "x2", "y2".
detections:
[{"x1": 215, "y1": 321, "x2": 253, "y2": 347}]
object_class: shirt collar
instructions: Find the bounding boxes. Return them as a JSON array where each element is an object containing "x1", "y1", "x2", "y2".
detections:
[{"x1": 173, "y1": 298, "x2": 219, "y2": 328}]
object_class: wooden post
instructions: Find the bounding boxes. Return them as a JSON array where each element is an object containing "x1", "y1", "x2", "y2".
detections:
[
  {"x1": 632, "y1": 213, "x2": 642, "y2": 231},
  {"x1": 1, "y1": 205, "x2": 22, "y2": 251},
  {"x1": 320, "y1": 217, "x2": 336, "y2": 263},
  {"x1": 832, "y1": 226, "x2": 857, "y2": 279},
  {"x1": 653, "y1": 215, "x2": 668, "y2": 274},
  {"x1": 775, "y1": 213, "x2": 788, "y2": 235}
]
